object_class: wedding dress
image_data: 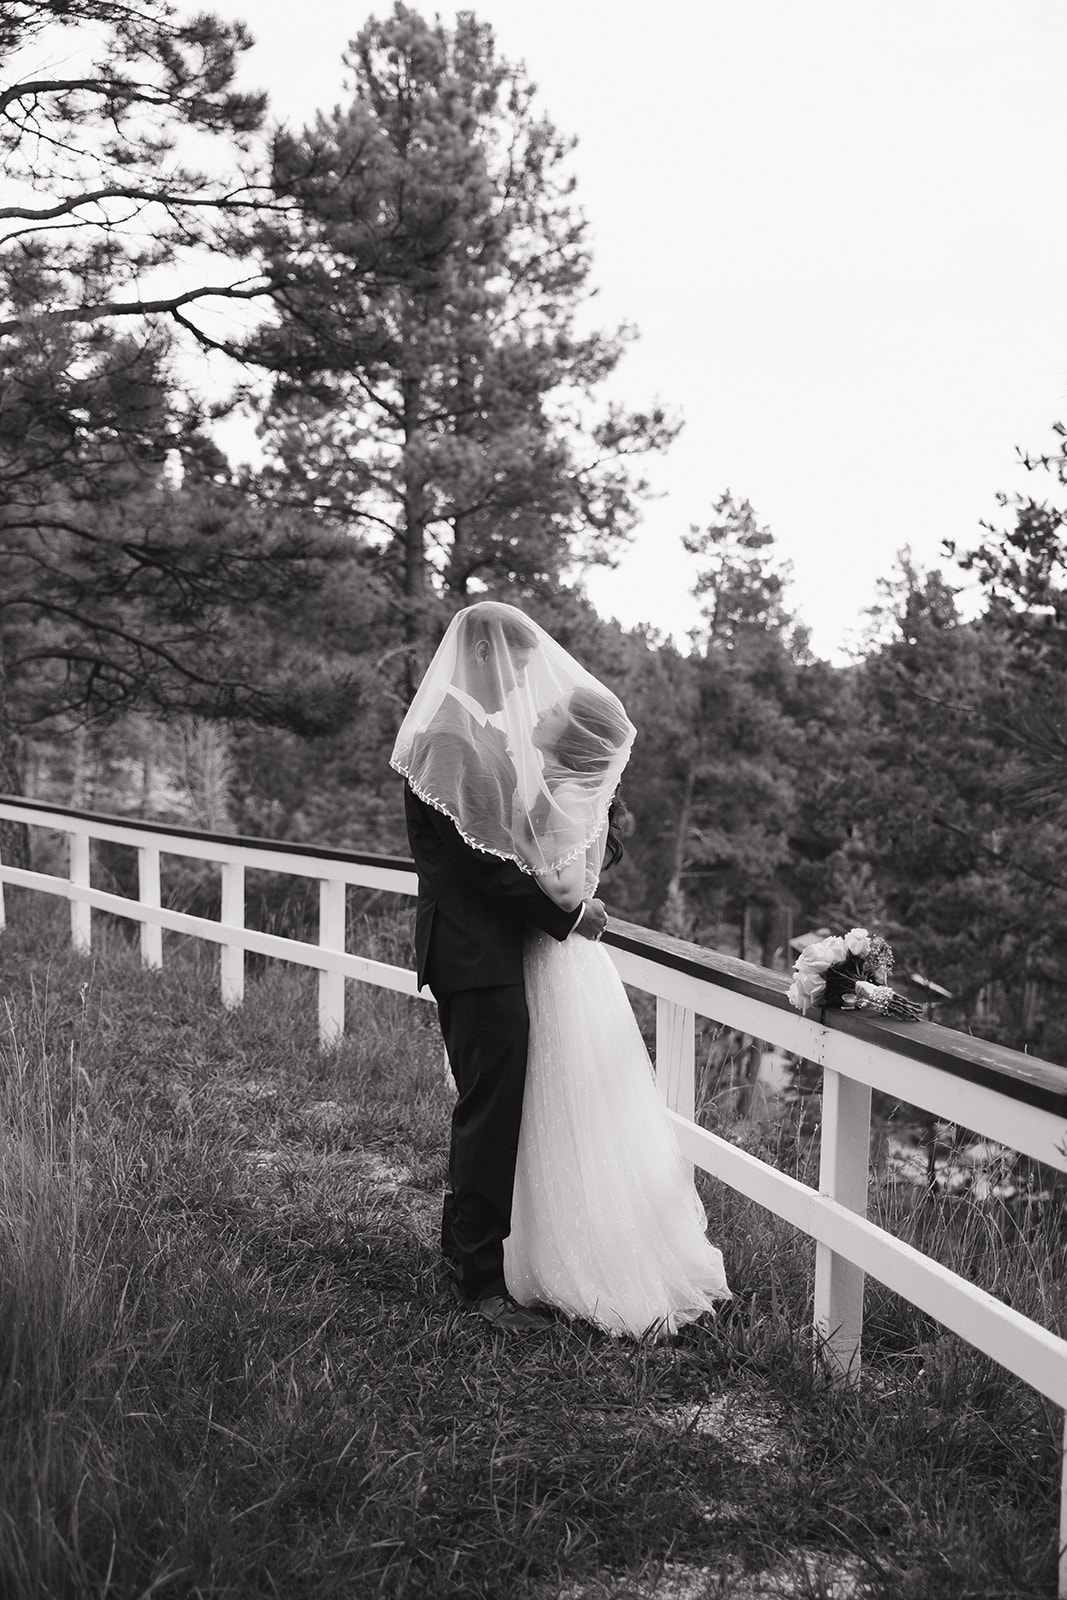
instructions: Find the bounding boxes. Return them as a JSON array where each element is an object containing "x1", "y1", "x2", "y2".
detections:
[{"x1": 504, "y1": 829, "x2": 731, "y2": 1339}]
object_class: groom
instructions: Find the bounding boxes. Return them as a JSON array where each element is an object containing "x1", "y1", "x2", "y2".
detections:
[{"x1": 401, "y1": 604, "x2": 608, "y2": 1332}]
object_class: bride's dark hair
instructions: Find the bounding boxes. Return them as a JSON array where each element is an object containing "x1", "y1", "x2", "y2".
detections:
[{"x1": 604, "y1": 791, "x2": 628, "y2": 871}]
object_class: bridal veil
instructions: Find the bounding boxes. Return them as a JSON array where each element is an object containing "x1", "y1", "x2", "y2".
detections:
[{"x1": 390, "y1": 602, "x2": 635, "y2": 875}]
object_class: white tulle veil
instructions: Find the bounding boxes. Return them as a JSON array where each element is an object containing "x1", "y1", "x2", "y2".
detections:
[{"x1": 390, "y1": 602, "x2": 635, "y2": 875}]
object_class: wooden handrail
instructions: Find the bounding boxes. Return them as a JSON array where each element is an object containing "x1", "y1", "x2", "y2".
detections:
[
  {"x1": 605, "y1": 918, "x2": 1067, "y2": 1116},
  {"x1": 0, "y1": 793, "x2": 413, "y2": 870},
  {"x1": 3, "y1": 793, "x2": 1064, "y2": 1109}
]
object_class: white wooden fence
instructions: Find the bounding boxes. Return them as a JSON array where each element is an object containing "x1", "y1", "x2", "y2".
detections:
[{"x1": 2, "y1": 796, "x2": 1067, "y2": 1591}]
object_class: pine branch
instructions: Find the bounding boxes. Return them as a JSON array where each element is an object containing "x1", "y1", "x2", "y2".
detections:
[
  {"x1": 0, "y1": 74, "x2": 177, "y2": 116},
  {"x1": 0, "y1": 278, "x2": 268, "y2": 335},
  {"x1": 931, "y1": 812, "x2": 1067, "y2": 895},
  {"x1": 0, "y1": 182, "x2": 283, "y2": 223}
]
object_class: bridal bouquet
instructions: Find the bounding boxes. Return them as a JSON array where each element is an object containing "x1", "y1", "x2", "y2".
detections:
[{"x1": 787, "y1": 927, "x2": 921, "y2": 1020}]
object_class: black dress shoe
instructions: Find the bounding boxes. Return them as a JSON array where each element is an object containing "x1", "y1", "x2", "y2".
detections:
[{"x1": 467, "y1": 1293, "x2": 552, "y2": 1333}]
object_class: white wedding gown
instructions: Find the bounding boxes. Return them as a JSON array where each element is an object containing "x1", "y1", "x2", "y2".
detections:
[{"x1": 504, "y1": 835, "x2": 731, "y2": 1339}]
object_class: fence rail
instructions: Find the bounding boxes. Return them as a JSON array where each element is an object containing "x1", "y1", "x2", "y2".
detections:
[{"x1": 2, "y1": 795, "x2": 1066, "y2": 1591}]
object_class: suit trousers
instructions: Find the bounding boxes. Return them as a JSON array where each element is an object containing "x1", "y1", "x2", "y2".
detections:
[{"x1": 436, "y1": 983, "x2": 530, "y2": 1304}]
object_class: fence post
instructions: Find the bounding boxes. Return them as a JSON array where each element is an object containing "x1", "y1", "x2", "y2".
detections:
[
  {"x1": 814, "y1": 1065, "x2": 872, "y2": 1376},
  {"x1": 69, "y1": 830, "x2": 91, "y2": 953},
  {"x1": 318, "y1": 876, "x2": 346, "y2": 1048},
  {"x1": 219, "y1": 860, "x2": 245, "y2": 1008},
  {"x1": 137, "y1": 845, "x2": 163, "y2": 970},
  {"x1": 656, "y1": 997, "x2": 695, "y2": 1119}
]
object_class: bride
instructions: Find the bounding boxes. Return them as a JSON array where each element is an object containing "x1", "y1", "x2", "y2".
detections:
[{"x1": 505, "y1": 678, "x2": 731, "y2": 1338}]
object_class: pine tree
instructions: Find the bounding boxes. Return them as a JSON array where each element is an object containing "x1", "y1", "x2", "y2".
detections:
[
  {"x1": 665, "y1": 494, "x2": 805, "y2": 951},
  {"x1": 247, "y1": 3, "x2": 676, "y2": 695},
  {"x1": 0, "y1": 5, "x2": 362, "y2": 865}
]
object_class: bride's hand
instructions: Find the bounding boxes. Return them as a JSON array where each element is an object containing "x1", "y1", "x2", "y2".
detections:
[{"x1": 573, "y1": 898, "x2": 608, "y2": 940}]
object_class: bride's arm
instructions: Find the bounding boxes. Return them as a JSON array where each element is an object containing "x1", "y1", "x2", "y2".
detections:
[
  {"x1": 536, "y1": 817, "x2": 606, "y2": 913},
  {"x1": 513, "y1": 782, "x2": 604, "y2": 912},
  {"x1": 511, "y1": 814, "x2": 586, "y2": 910},
  {"x1": 534, "y1": 854, "x2": 587, "y2": 912}
]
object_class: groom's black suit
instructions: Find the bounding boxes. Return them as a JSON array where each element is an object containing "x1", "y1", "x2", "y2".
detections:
[{"x1": 403, "y1": 695, "x2": 578, "y2": 1304}]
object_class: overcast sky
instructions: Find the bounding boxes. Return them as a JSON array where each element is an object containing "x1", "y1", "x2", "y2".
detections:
[{"x1": 198, "y1": 0, "x2": 1067, "y2": 661}]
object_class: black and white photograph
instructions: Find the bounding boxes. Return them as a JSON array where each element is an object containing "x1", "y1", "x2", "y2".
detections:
[{"x1": 1, "y1": 2, "x2": 1065, "y2": 1596}]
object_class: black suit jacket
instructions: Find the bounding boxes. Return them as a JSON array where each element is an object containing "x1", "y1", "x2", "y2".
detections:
[{"x1": 402, "y1": 702, "x2": 578, "y2": 996}]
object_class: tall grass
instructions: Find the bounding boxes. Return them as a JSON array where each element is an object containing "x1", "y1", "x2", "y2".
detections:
[{"x1": 0, "y1": 891, "x2": 1061, "y2": 1598}]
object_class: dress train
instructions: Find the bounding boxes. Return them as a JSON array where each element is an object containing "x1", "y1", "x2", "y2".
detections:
[{"x1": 504, "y1": 930, "x2": 730, "y2": 1338}]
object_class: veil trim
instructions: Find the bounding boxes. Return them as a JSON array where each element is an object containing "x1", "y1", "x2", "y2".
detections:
[{"x1": 392, "y1": 756, "x2": 609, "y2": 880}]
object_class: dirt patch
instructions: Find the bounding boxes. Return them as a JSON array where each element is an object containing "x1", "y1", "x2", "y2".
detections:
[{"x1": 552, "y1": 1550, "x2": 864, "y2": 1598}]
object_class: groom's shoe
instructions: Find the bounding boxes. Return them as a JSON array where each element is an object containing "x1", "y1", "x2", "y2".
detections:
[{"x1": 468, "y1": 1292, "x2": 551, "y2": 1334}]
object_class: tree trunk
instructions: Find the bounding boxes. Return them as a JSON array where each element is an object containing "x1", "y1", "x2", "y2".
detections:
[
  {"x1": 444, "y1": 354, "x2": 476, "y2": 602},
  {"x1": 70, "y1": 723, "x2": 91, "y2": 809},
  {"x1": 401, "y1": 374, "x2": 430, "y2": 702},
  {"x1": 666, "y1": 762, "x2": 696, "y2": 902},
  {"x1": 0, "y1": 648, "x2": 29, "y2": 868},
  {"x1": 763, "y1": 904, "x2": 794, "y2": 971}
]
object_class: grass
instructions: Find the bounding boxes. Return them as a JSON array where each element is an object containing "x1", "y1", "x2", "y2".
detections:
[{"x1": 0, "y1": 890, "x2": 1062, "y2": 1599}]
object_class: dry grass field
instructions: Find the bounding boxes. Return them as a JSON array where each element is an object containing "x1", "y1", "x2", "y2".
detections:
[{"x1": 0, "y1": 892, "x2": 1061, "y2": 1599}]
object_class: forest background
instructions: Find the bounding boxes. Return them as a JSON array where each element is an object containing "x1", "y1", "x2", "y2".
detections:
[{"x1": 2, "y1": 0, "x2": 1066, "y2": 1064}]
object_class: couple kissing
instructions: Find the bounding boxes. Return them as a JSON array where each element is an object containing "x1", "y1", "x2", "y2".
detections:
[{"x1": 391, "y1": 601, "x2": 730, "y2": 1338}]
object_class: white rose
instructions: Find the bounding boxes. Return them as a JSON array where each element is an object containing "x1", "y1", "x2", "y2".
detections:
[
  {"x1": 788, "y1": 969, "x2": 826, "y2": 1013},
  {"x1": 801, "y1": 936, "x2": 847, "y2": 973},
  {"x1": 845, "y1": 928, "x2": 870, "y2": 957}
]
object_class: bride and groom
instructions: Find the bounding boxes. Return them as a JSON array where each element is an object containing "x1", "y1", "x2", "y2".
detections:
[{"x1": 390, "y1": 601, "x2": 729, "y2": 1338}]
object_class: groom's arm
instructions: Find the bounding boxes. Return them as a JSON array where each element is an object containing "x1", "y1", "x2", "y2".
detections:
[
  {"x1": 413, "y1": 790, "x2": 583, "y2": 943},
  {"x1": 572, "y1": 898, "x2": 608, "y2": 939}
]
